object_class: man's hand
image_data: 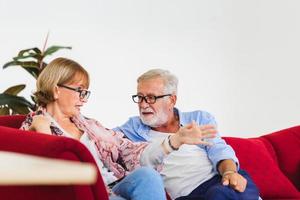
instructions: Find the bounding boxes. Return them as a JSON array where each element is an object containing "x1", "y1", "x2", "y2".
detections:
[
  {"x1": 29, "y1": 115, "x2": 52, "y2": 134},
  {"x1": 170, "y1": 121, "x2": 217, "y2": 148},
  {"x1": 222, "y1": 171, "x2": 247, "y2": 192}
]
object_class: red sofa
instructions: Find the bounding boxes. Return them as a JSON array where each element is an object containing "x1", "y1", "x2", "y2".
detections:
[
  {"x1": 0, "y1": 115, "x2": 109, "y2": 200},
  {"x1": 0, "y1": 115, "x2": 299, "y2": 200}
]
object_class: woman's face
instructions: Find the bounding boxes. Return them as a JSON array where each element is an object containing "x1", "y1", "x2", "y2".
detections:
[{"x1": 55, "y1": 79, "x2": 90, "y2": 117}]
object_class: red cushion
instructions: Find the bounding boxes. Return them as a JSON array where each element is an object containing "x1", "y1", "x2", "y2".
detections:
[
  {"x1": 0, "y1": 125, "x2": 108, "y2": 200},
  {"x1": 262, "y1": 126, "x2": 300, "y2": 191},
  {"x1": 0, "y1": 115, "x2": 25, "y2": 128},
  {"x1": 224, "y1": 137, "x2": 300, "y2": 199}
]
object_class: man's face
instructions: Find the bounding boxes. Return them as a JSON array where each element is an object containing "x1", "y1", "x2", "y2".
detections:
[{"x1": 137, "y1": 78, "x2": 174, "y2": 127}]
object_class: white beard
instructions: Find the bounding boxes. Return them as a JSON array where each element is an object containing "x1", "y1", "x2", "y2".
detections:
[{"x1": 140, "y1": 108, "x2": 169, "y2": 128}]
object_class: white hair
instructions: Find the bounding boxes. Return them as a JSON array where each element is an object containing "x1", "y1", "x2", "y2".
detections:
[{"x1": 137, "y1": 68, "x2": 178, "y2": 95}]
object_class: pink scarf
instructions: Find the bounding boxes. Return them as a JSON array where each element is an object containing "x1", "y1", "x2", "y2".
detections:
[{"x1": 20, "y1": 108, "x2": 148, "y2": 179}]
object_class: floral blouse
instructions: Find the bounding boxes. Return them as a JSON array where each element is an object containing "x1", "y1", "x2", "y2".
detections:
[{"x1": 20, "y1": 107, "x2": 148, "y2": 180}]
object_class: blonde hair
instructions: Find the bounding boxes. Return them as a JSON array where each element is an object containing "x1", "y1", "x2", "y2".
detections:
[
  {"x1": 34, "y1": 57, "x2": 90, "y2": 106},
  {"x1": 137, "y1": 69, "x2": 178, "y2": 95}
]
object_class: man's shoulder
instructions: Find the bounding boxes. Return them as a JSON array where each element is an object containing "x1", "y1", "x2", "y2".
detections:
[
  {"x1": 178, "y1": 108, "x2": 216, "y2": 125},
  {"x1": 123, "y1": 116, "x2": 144, "y2": 126},
  {"x1": 114, "y1": 116, "x2": 147, "y2": 132},
  {"x1": 179, "y1": 109, "x2": 214, "y2": 118},
  {"x1": 113, "y1": 116, "x2": 149, "y2": 142}
]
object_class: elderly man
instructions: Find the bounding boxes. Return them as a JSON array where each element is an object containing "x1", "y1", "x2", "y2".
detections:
[{"x1": 114, "y1": 69, "x2": 259, "y2": 200}]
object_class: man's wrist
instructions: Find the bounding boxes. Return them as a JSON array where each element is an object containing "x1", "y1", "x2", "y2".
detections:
[
  {"x1": 168, "y1": 135, "x2": 179, "y2": 151},
  {"x1": 163, "y1": 136, "x2": 174, "y2": 153}
]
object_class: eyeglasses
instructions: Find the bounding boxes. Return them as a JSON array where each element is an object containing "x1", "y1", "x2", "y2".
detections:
[
  {"x1": 57, "y1": 84, "x2": 91, "y2": 101},
  {"x1": 132, "y1": 94, "x2": 171, "y2": 104}
]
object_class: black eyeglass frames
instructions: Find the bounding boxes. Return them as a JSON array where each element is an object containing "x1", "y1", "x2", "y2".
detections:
[
  {"x1": 57, "y1": 84, "x2": 91, "y2": 101},
  {"x1": 132, "y1": 94, "x2": 171, "y2": 104}
]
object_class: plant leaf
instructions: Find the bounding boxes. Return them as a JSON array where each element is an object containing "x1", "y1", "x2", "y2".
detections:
[
  {"x1": 11, "y1": 105, "x2": 31, "y2": 114},
  {"x1": 11, "y1": 48, "x2": 43, "y2": 61},
  {"x1": 18, "y1": 47, "x2": 42, "y2": 57},
  {"x1": 3, "y1": 84, "x2": 26, "y2": 95},
  {"x1": 43, "y1": 46, "x2": 72, "y2": 57},
  {"x1": 3, "y1": 61, "x2": 40, "y2": 78},
  {"x1": 3, "y1": 60, "x2": 39, "y2": 69},
  {"x1": 3, "y1": 61, "x2": 19, "y2": 69},
  {"x1": 0, "y1": 107, "x2": 10, "y2": 115},
  {"x1": 0, "y1": 93, "x2": 35, "y2": 110},
  {"x1": 13, "y1": 53, "x2": 39, "y2": 61}
]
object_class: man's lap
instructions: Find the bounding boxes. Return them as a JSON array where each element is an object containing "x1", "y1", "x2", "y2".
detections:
[{"x1": 176, "y1": 170, "x2": 259, "y2": 200}]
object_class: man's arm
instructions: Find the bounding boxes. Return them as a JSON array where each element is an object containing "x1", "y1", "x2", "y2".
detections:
[{"x1": 140, "y1": 122, "x2": 217, "y2": 167}]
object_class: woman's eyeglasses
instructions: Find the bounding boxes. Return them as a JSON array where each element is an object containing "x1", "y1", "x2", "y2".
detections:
[{"x1": 57, "y1": 84, "x2": 91, "y2": 101}]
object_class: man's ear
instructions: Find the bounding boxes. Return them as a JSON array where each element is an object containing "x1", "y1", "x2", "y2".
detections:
[
  {"x1": 170, "y1": 94, "x2": 177, "y2": 106},
  {"x1": 53, "y1": 86, "x2": 60, "y2": 100}
]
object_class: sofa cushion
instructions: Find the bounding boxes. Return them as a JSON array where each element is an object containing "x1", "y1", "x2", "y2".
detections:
[
  {"x1": 0, "y1": 115, "x2": 25, "y2": 128},
  {"x1": 0, "y1": 125, "x2": 108, "y2": 200},
  {"x1": 224, "y1": 137, "x2": 300, "y2": 199},
  {"x1": 262, "y1": 126, "x2": 300, "y2": 191}
]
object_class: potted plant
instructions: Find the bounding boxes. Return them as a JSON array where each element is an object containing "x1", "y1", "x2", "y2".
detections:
[{"x1": 0, "y1": 37, "x2": 71, "y2": 115}]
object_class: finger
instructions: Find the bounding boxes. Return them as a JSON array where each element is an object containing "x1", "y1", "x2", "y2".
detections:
[
  {"x1": 184, "y1": 122, "x2": 195, "y2": 129},
  {"x1": 230, "y1": 179, "x2": 238, "y2": 186},
  {"x1": 201, "y1": 133, "x2": 217, "y2": 139},
  {"x1": 222, "y1": 177, "x2": 229, "y2": 186},
  {"x1": 200, "y1": 127, "x2": 217, "y2": 135},
  {"x1": 236, "y1": 178, "x2": 247, "y2": 192},
  {"x1": 234, "y1": 181, "x2": 245, "y2": 192},
  {"x1": 202, "y1": 127, "x2": 217, "y2": 133},
  {"x1": 235, "y1": 185, "x2": 244, "y2": 192},
  {"x1": 199, "y1": 124, "x2": 216, "y2": 129}
]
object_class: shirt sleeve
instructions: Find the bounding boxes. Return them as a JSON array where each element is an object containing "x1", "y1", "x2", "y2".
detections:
[
  {"x1": 205, "y1": 136, "x2": 239, "y2": 172},
  {"x1": 198, "y1": 111, "x2": 239, "y2": 172}
]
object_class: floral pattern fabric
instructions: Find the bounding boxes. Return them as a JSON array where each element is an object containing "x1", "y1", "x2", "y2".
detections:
[{"x1": 20, "y1": 107, "x2": 148, "y2": 179}]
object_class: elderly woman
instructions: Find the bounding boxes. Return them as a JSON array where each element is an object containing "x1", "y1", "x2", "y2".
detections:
[{"x1": 20, "y1": 57, "x2": 216, "y2": 200}]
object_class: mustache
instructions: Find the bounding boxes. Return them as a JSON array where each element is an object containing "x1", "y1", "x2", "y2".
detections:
[{"x1": 140, "y1": 108, "x2": 154, "y2": 113}]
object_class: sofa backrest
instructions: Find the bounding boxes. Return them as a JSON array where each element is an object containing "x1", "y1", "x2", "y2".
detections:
[
  {"x1": 224, "y1": 127, "x2": 300, "y2": 199},
  {"x1": 0, "y1": 115, "x2": 26, "y2": 128},
  {"x1": 261, "y1": 126, "x2": 300, "y2": 191}
]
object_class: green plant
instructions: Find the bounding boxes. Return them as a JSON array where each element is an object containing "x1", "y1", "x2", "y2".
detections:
[{"x1": 0, "y1": 45, "x2": 71, "y2": 115}]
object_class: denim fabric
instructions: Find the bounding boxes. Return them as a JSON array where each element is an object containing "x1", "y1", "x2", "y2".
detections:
[
  {"x1": 111, "y1": 167, "x2": 166, "y2": 200},
  {"x1": 175, "y1": 170, "x2": 259, "y2": 200}
]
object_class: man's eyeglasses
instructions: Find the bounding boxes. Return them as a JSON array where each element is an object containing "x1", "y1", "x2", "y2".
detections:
[
  {"x1": 57, "y1": 84, "x2": 91, "y2": 101},
  {"x1": 132, "y1": 94, "x2": 171, "y2": 104}
]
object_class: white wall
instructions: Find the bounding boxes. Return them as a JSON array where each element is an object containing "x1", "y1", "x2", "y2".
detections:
[{"x1": 1, "y1": 0, "x2": 299, "y2": 137}]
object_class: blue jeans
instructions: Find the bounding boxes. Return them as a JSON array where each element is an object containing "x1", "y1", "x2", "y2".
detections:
[
  {"x1": 109, "y1": 167, "x2": 166, "y2": 200},
  {"x1": 176, "y1": 170, "x2": 259, "y2": 200}
]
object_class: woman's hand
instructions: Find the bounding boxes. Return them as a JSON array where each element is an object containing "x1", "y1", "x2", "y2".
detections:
[
  {"x1": 170, "y1": 121, "x2": 217, "y2": 149},
  {"x1": 29, "y1": 115, "x2": 52, "y2": 134}
]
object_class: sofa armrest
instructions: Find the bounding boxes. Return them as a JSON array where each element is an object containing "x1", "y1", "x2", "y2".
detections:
[{"x1": 0, "y1": 125, "x2": 109, "y2": 200}]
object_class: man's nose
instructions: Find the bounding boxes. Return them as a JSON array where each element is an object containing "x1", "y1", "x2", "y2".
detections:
[
  {"x1": 139, "y1": 98, "x2": 149, "y2": 108},
  {"x1": 80, "y1": 98, "x2": 88, "y2": 103}
]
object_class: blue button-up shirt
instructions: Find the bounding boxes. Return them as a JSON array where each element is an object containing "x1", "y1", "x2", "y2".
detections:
[{"x1": 113, "y1": 108, "x2": 239, "y2": 172}]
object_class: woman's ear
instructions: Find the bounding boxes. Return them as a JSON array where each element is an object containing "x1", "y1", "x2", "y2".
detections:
[{"x1": 53, "y1": 86, "x2": 60, "y2": 100}]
